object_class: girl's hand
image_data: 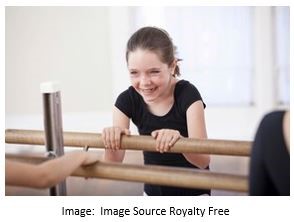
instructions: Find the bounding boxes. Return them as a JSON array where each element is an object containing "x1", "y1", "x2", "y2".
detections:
[
  {"x1": 102, "y1": 127, "x2": 130, "y2": 150},
  {"x1": 151, "y1": 129, "x2": 181, "y2": 153}
]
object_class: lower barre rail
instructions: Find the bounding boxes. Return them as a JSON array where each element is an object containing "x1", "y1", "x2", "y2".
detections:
[
  {"x1": 5, "y1": 129, "x2": 252, "y2": 156},
  {"x1": 6, "y1": 153, "x2": 248, "y2": 192}
]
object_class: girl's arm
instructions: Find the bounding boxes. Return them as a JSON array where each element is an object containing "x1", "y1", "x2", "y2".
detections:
[
  {"x1": 5, "y1": 151, "x2": 99, "y2": 189},
  {"x1": 183, "y1": 100, "x2": 210, "y2": 169},
  {"x1": 103, "y1": 106, "x2": 130, "y2": 162}
]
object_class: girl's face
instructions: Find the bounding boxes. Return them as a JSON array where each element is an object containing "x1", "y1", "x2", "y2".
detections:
[{"x1": 127, "y1": 49, "x2": 175, "y2": 104}]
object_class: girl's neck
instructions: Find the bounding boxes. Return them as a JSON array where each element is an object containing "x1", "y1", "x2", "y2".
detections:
[{"x1": 146, "y1": 78, "x2": 178, "y2": 116}]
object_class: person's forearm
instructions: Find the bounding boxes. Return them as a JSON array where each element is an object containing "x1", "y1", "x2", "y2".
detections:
[
  {"x1": 104, "y1": 149, "x2": 124, "y2": 162},
  {"x1": 182, "y1": 153, "x2": 210, "y2": 169},
  {"x1": 37, "y1": 152, "x2": 88, "y2": 188}
]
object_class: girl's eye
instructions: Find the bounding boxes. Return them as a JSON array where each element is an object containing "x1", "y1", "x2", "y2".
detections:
[
  {"x1": 130, "y1": 71, "x2": 138, "y2": 75},
  {"x1": 151, "y1": 70, "x2": 160, "y2": 74}
]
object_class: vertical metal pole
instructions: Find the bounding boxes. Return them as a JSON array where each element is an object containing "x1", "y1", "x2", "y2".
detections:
[{"x1": 40, "y1": 82, "x2": 67, "y2": 196}]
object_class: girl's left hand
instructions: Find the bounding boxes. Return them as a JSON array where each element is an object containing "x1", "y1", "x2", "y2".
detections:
[{"x1": 151, "y1": 129, "x2": 182, "y2": 153}]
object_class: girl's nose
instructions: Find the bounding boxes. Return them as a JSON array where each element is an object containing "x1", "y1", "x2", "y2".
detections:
[{"x1": 140, "y1": 75, "x2": 151, "y2": 85}]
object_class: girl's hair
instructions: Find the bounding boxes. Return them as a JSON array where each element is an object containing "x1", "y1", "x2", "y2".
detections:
[{"x1": 126, "y1": 26, "x2": 182, "y2": 76}]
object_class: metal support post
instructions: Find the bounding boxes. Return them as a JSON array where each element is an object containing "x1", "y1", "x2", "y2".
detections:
[{"x1": 40, "y1": 81, "x2": 67, "y2": 196}]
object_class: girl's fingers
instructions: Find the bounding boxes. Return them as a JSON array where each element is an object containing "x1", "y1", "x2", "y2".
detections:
[
  {"x1": 151, "y1": 130, "x2": 158, "y2": 138},
  {"x1": 105, "y1": 129, "x2": 110, "y2": 149},
  {"x1": 102, "y1": 127, "x2": 131, "y2": 150},
  {"x1": 168, "y1": 135, "x2": 179, "y2": 149},
  {"x1": 123, "y1": 128, "x2": 131, "y2": 136},
  {"x1": 102, "y1": 129, "x2": 107, "y2": 148},
  {"x1": 164, "y1": 135, "x2": 173, "y2": 151},
  {"x1": 156, "y1": 131, "x2": 164, "y2": 152},
  {"x1": 152, "y1": 129, "x2": 181, "y2": 153},
  {"x1": 114, "y1": 128, "x2": 121, "y2": 149}
]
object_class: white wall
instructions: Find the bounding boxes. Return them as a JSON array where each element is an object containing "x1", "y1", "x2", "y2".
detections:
[
  {"x1": 6, "y1": 6, "x2": 287, "y2": 137},
  {"x1": 6, "y1": 7, "x2": 113, "y2": 115}
]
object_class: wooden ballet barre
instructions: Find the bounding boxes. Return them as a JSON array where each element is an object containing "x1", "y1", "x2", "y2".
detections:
[
  {"x1": 6, "y1": 153, "x2": 248, "y2": 192},
  {"x1": 5, "y1": 129, "x2": 252, "y2": 156}
]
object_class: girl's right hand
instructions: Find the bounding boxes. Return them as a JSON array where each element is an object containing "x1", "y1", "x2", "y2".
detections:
[{"x1": 102, "y1": 127, "x2": 130, "y2": 150}]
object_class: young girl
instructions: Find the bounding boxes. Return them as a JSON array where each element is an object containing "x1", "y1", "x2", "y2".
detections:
[{"x1": 102, "y1": 26, "x2": 210, "y2": 196}]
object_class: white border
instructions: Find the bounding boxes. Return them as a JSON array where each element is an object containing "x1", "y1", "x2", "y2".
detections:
[{"x1": 1, "y1": 1, "x2": 293, "y2": 222}]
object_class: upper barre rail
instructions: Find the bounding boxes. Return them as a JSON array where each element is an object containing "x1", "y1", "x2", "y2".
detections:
[
  {"x1": 5, "y1": 129, "x2": 252, "y2": 156},
  {"x1": 6, "y1": 153, "x2": 248, "y2": 192}
]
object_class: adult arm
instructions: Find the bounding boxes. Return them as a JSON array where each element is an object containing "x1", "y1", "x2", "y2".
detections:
[{"x1": 6, "y1": 151, "x2": 98, "y2": 189}]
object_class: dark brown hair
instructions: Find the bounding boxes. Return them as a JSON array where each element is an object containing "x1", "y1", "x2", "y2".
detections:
[{"x1": 126, "y1": 26, "x2": 181, "y2": 76}]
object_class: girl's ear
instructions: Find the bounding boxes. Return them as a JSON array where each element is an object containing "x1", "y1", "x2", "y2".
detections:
[{"x1": 169, "y1": 59, "x2": 177, "y2": 75}]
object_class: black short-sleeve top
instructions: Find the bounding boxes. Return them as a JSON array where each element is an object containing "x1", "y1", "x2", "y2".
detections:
[{"x1": 115, "y1": 79, "x2": 210, "y2": 195}]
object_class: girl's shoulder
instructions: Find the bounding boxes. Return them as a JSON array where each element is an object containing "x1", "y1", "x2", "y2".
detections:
[
  {"x1": 118, "y1": 86, "x2": 138, "y2": 98},
  {"x1": 175, "y1": 79, "x2": 206, "y2": 109},
  {"x1": 117, "y1": 86, "x2": 142, "y2": 105},
  {"x1": 175, "y1": 79, "x2": 199, "y2": 96}
]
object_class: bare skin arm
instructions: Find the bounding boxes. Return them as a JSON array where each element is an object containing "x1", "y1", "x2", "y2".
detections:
[
  {"x1": 150, "y1": 101, "x2": 210, "y2": 169},
  {"x1": 103, "y1": 107, "x2": 130, "y2": 162},
  {"x1": 183, "y1": 100, "x2": 210, "y2": 169},
  {"x1": 5, "y1": 151, "x2": 99, "y2": 189}
]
